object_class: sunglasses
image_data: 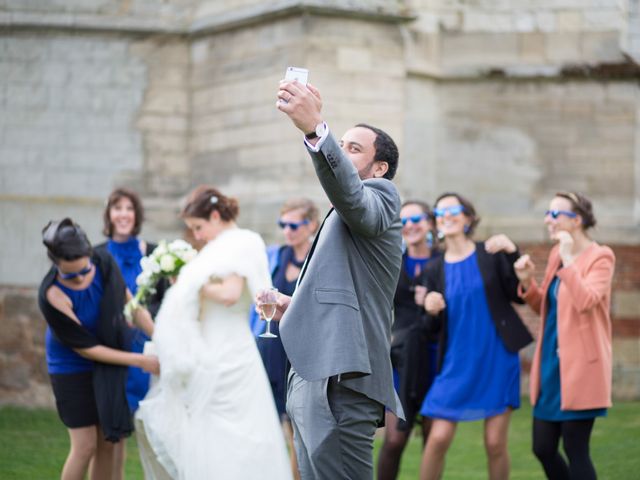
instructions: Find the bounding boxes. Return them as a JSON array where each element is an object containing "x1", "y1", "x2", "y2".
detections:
[
  {"x1": 401, "y1": 214, "x2": 428, "y2": 226},
  {"x1": 278, "y1": 219, "x2": 310, "y2": 231},
  {"x1": 545, "y1": 209, "x2": 577, "y2": 220},
  {"x1": 434, "y1": 205, "x2": 465, "y2": 218},
  {"x1": 57, "y1": 261, "x2": 93, "y2": 280}
]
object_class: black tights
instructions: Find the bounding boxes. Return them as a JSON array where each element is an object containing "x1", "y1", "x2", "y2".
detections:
[
  {"x1": 532, "y1": 417, "x2": 597, "y2": 480},
  {"x1": 377, "y1": 413, "x2": 431, "y2": 480}
]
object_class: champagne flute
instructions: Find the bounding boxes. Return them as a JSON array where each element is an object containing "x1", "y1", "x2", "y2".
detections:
[{"x1": 259, "y1": 287, "x2": 278, "y2": 339}]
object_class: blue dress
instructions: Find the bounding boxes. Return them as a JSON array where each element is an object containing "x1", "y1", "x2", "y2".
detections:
[
  {"x1": 420, "y1": 251, "x2": 520, "y2": 421},
  {"x1": 46, "y1": 269, "x2": 103, "y2": 374},
  {"x1": 255, "y1": 245, "x2": 300, "y2": 417},
  {"x1": 107, "y1": 237, "x2": 150, "y2": 412},
  {"x1": 533, "y1": 277, "x2": 607, "y2": 421}
]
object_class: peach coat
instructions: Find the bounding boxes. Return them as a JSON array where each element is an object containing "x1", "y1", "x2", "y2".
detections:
[{"x1": 520, "y1": 242, "x2": 615, "y2": 411}]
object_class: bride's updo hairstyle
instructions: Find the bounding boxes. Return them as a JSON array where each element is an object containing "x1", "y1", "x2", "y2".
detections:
[
  {"x1": 42, "y1": 218, "x2": 93, "y2": 263},
  {"x1": 181, "y1": 185, "x2": 239, "y2": 222}
]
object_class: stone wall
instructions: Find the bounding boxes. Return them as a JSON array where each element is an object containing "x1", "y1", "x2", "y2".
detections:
[
  {"x1": 0, "y1": 1, "x2": 638, "y2": 405},
  {"x1": 403, "y1": 78, "x2": 639, "y2": 243}
]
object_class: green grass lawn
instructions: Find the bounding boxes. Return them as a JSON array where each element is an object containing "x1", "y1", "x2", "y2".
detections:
[{"x1": 1, "y1": 400, "x2": 638, "y2": 479}]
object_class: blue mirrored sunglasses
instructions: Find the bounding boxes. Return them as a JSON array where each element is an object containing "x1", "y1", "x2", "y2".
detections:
[
  {"x1": 545, "y1": 209, "x2": 577, "y2": 220},
  {"x1": 401, "y1": 214, "x2": 428, "y2": 226},
  {"x1": 434, "y1": 205, "x2": 465, "y2": 218},
  {"x1": 277, "y1": 219, "x2": 310, "y2": 231},
  {"x1": 57, "y1": 261, "x2": 93, "y2": 280}
]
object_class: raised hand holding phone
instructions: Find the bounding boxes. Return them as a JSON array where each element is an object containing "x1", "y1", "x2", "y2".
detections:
[{"x1": 277, "y1": 67, "x2": 323, "y2": 135}]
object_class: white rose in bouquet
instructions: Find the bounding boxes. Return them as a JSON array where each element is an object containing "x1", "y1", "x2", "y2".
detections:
[
  {"x1": 160, "y1": 254, "x2": 176, "y2": 273},
  {"x1": 124, "y1": 238, "x2": 197, "y2": 322}
]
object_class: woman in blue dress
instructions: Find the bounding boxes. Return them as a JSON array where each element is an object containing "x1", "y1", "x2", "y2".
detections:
[
  {"x1": 95, "y1": 188, "x2": 168, "y2": 476},
  {"x1": 39, "y1": 218, "x2": 158, "y2": 480},
  {"x1": 249, "y1": 197, "x2": 319, "y2": 480},
  {"x1": 418, "y1": 193, "x2": 533, "y2": 480}
]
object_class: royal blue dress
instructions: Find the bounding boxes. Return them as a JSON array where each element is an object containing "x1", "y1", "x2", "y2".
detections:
[
  {"x1": 107, "y1": 237, "x2": 150, "y2": 412},
  {"x1": 533, "y1": 277, "x2": 607, "y2": 421},
  {"x1": 421, "y1": 251, "x2": 520, "y2": 421},
  {"x1": 46, "y1": 269, "x2": 103, "y2": 374}
]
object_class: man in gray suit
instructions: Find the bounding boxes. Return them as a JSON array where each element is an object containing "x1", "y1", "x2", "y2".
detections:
[{"x1": 265, "y1": 79, "x2": 404, "y2": 479}]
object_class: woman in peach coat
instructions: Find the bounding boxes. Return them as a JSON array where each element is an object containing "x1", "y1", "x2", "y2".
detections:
[{"x1": 514, "y1": 192, "x2": 615, "y2": 480}]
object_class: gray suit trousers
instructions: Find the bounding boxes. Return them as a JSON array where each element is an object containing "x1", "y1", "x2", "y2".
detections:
[{"x1": 287, "y1": 370, "x2": 384, "y2": 480}]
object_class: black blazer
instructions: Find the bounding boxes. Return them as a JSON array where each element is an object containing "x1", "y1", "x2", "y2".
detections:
[
  {"x1": 424, "y1": 242, "x2": 533, "y2": 372},
  {"x1": 391, "y1": 251, "x2": 441, "y2": 431},
  {"x1": 38, "y1": 249, "x2": 133, "y2": 442}
]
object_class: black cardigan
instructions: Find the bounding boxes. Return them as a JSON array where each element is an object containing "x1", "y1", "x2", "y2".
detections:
[
  {"x1": 424, "y1": 242, "x2": 533, "y2": 373},
  {"x1": 391, "y1": 251, "x2": 440, "y2": 431},
  {"x1": 94, "y1": 240, "x2": 168, "y2": 319},
  {"x1": 38, "y1": 249, "x2": 133, "y2": 442}
]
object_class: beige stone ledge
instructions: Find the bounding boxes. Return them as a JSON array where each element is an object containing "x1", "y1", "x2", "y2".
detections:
[{"x1": 0, "y1": 2, "x2": 416, "y2": 36}]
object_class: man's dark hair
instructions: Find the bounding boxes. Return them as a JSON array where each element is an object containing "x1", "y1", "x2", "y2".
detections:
[{"x1": 355, "y1": 123, "x2": 399, "y2": 180}]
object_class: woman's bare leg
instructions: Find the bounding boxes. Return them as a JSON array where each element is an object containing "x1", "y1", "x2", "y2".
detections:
[
  {"x1": 62, "y1": 426, "x2": 97, "y2": 480},
  {"x1": 90, "y1": 428, "x2": 116, "y2": 480},
  {"x1": 484, "y1": 409, "x2": 512, "y2": 480},
  {"x1": 420, "y1": 418, "x2": 457, "y2": 480}
]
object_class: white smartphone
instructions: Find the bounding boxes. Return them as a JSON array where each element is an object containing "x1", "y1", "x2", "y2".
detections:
[{"x1": 285, "y1": 66, "x2": 308, "y2": 85}]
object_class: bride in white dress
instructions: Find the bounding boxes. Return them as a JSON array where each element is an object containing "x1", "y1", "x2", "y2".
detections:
[{"x1": 136, "y1": 186, "x2": 293, "y2": 480}]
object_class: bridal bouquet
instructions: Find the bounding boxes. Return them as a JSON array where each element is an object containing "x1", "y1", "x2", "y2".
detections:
[{"x1": 124, "y1": 239, "x2": 198, "y2": 321}]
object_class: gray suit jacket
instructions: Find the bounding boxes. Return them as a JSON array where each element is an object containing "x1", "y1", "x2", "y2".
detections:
[{"x1": 280, "y1": 132, "x2": 404, "y2": 417}]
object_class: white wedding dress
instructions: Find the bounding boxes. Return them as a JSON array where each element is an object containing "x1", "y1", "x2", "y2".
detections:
[{"x1": 136, "y1": 228, "x2": 293, "y2": 480}]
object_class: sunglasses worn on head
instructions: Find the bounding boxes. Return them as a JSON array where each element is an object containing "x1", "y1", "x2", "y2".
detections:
[
  {"x1": 545, "y1": 209, "x2": 577, "y2": 220},
  {"x1": 401, "y1": 214, "x2": 428, "y2": 226},
  {"x1": 278, "y1": 219, "x2": 310, "y2": 231},
  {"x1": 58, "y1": 262, "x2": 93, "y2": 280},
  {"x1": 434, "y1": 205, "x2": 465, "y2": 218}
]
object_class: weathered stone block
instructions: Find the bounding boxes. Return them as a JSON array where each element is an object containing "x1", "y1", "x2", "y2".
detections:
[
  {"x1": 0, "y1": 354, "x2": 31, "y2": 390},
  {"x1": 545, "y1": 32, "x2": 581, "y2": 63},
  {"x1": 583, "y1": 8, "x2": 624, "y2": 31},
  {"x1": 441, "y1": 32, "x2": 520, "y2": 69},
  {"x1": 613, "y1": 291, "x2": 640, "y2": 319},
  {"x1": 144, "y1": 87, "x2": 189, "y2": 115},
  {"x1": 556, "y1": 10, "x2": 583, "y2": 31},
  {"x1": 519, "y1": 32, "x2": 546, "y2": 63},
  {"x1": 581, "y1": 31, "x2": 625, "y2": 62}
]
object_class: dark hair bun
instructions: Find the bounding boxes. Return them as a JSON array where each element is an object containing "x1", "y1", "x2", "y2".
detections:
[{"x1": 42, "y1": 218, "x2": 92, "y2": 262}]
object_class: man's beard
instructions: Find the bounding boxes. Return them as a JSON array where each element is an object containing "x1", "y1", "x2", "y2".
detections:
[{"x1": 357, "y1": 161, "x2": 376, "y2": 180}]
